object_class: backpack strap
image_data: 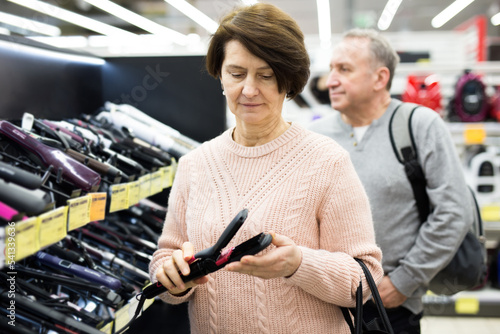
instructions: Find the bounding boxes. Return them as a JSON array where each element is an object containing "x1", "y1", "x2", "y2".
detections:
[{"x1": 389, "y1": 102, "x2": 430, "y2": 223}]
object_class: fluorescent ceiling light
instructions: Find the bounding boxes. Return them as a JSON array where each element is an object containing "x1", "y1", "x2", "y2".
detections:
[
  {"x1": 164, "y1": 0, "x2": 218, "y2": 34},
  {"x1": 431, "y1": 0, "x2": 475, "y2": 28},
  {"x1": 316, "y1": 0, "x2": 331, "y2": 48},
  {"x1": 0, "y1": 27, "x2": 10, "y2": 35},
  {"x1": 491, "y1": 12, "x2": 500, "y2": 26},
  {"x1": 82, "y1": 0, "x2": 188, "y2": 45},
  {"x1": 241, "y1": 0, "x2": 259, "y2": 4},
  {"x1": 28, "y1": 35, "x2": 88, "y2": 49},
  {"x1": 0, "y1": 11, "x2": 61, "y2": 36},
  {"x1": 8, "y1": 0, "x2": 136, "y2": 37},
  {"x1": 0, "y1": 38, "x2": 104, "y2": 65},
  {"x1": 377, "y1": 0, "x2": 403, "y2": 31}
]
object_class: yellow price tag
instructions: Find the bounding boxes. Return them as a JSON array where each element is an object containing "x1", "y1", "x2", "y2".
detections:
[
  {"x1": 89, "y1": 192, "x2": 107, "y2": 221},
  {"x1": 128, "y1": 181, "x2": 140, "y2": 206},
  {"x1": 150, "y1": 171, "x2": 163, "y2": 195},
  {"x1": 114, "y1": 303, "x2": 132, "y2": 333},
  {"x1": 143, "y1": 297, "x2": 155, "y2": 311},
  {"x1": 170, "y1": 158, "x2": 178, "y2": 183},
  {"x1": 162, "y1": 166, "x2": 172, "y2": 189},
  {"x1": 38, "y1": 206, "x2": 68, "y2": 248},
  {"x1": 99, "y1": 322, "x2": 113, "y2": 334},
  {"x1": 13, "y1": 217, "x2": 40, "y2": 261},
  {"x1": 464, "y1": 125, "x2": 486, "y2": 145},
  {"x1": 480, "y1": 204, "x2": 500, "y2": 221},
  {"x1": 139, "y1": 174, "x2": 152, "y2": 200},
  {"x1": 67, "y1": 196, "x2": 91, "y2": 231},
  {"x1": 109, "y1": 183, "x2": 129, "y2": 213},
  {"x1": 455, "y1": 297, "x2": 480, "y2": 314}
]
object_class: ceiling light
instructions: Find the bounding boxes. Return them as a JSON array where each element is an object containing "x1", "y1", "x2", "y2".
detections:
[
  {"x1": 0, "y1": 38, "x2": 104, "y2": 65},
  {"x1": 8, "y1": 0, "x2": 136, "y2": 37},
  {"x1": 28, "y1": 35, "x2": 88, "y2": 49},
  {"x1": 164, "y1": 0, "x2": 218, "y2": 34},
  {"x1": 82, "y1": 0, "x2": 188, "y2": 45},
  {"x1": 491, "y1": 12, "x2": 500, "y2": 26},
  {"x1": 316, "y1": 0, "x2": 331, "y2": 48},
  {"x1": 0, "y1": 11, "x2": 61, "y2": 36},
  {"x1": 377, "y1": 0, "x2": 403, "y2": 31},
  {"x1": 0, "y1": 27, "x2": 10, "y2": 35},
  {"x1": 431, "y1": 0, "x2": 475, "y2": 28}
]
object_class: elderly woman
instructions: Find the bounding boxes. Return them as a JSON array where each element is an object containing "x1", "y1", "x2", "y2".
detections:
[{"x1": 149, "y1": 3, "x2": 382, "y2": 333}]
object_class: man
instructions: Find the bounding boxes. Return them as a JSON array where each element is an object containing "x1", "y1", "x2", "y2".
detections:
[{"x1": 309, "y1": 28, "x2": 472, "y2": 333}]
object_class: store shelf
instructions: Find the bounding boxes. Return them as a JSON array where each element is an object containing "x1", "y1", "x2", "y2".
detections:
[{"x1": 423, "y1": 288, "x2": 500, "y2": 318}]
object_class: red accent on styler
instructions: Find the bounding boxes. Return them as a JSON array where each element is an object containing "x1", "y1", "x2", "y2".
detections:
[
  {"x1": 187, "y1": 256, "x2": 196, "y2": 264},
  {"x1": 215, "y1": 247, "x2": 234, "y2": 266}
]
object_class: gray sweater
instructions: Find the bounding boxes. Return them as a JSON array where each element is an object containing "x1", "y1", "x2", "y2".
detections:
[{"x1": 308, "y1": 99, "x2": 472, "y2": 313}]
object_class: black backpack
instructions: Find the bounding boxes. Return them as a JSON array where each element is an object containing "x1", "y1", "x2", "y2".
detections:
[{"x1": 388, "y1": 102, "x2": 488, "y2": 295}]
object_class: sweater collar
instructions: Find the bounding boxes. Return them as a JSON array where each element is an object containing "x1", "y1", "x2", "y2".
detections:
[{"x1": 222, "y1": 123, "x2": 303, "y2": 158}]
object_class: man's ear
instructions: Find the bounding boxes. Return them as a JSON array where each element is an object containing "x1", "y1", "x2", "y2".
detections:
[{"x1": 374, "y1": 67, "x2": 390, "y2": 91}]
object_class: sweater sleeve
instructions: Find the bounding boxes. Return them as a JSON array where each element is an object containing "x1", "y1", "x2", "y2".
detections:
[
  {"x1": 389, "y1": 109, "x2": 473, "y2": 296},
  {"x1": 285, "y1": 150, "x2": 383, "y2": 307},
  {"x1": 149, "y1": 156, "x2": 196, "y2": 304}
]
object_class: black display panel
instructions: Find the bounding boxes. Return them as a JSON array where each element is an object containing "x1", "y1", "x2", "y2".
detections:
[
  {"x1": 0, "y1": 35, "x2": 103, "y2": 121},
  {"x1": 102, "y1": 55, "x2": 226, "y2": 143}
]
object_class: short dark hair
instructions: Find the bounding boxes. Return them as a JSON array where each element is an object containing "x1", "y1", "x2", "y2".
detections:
[{"x1": 206, "y1": 3, "x2": 310, "y2": 99}]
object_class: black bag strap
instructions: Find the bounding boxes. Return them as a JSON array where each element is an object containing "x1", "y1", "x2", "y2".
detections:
[
  {"x1": 388, "y1": 102, "x2": 430, "y2": 223},
  {"x1": 340, "y1": 259, "x2": 394, "y2": 334}
]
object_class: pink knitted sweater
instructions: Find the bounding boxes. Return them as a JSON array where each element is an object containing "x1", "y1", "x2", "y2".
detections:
[{"x1": 149, "y1": 123, "x2": 383, "y2": 334}]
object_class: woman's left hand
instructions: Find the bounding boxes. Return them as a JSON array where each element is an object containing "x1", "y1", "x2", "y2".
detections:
[{"x1": 224, "y1": 231, "x2": 302, "y2": 279}]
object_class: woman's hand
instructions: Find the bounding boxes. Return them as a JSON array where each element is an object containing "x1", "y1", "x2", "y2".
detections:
[
  {"x1": 224, "y1": 232, "x2": 302, "y2": 279},
  {"x1": 156, "y1": 241, "x2": 209, "y2": 295}
]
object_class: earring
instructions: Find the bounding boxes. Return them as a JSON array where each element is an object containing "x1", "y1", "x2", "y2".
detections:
[{"x1": 222, "y1": 90, "x2": 226, "y2": 95}]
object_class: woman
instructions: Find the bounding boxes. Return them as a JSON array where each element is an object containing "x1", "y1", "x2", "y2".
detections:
[{"x1": 149, "y1": 4, "x2": 383, "y2": 333}]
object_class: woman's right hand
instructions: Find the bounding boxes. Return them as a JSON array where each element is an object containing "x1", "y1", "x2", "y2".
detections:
[{"x1": 156, "y1": 241, "x2": 209, "y2": 295}]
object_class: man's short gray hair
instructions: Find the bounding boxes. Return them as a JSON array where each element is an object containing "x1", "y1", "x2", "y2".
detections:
[{"x1": 343, "y1": 28, "x2": 400, "y2": 90}]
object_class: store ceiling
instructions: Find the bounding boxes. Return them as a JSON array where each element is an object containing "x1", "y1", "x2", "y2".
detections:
[{"x1": 1, "y1": 0, "x2": 499, "y2": 39}]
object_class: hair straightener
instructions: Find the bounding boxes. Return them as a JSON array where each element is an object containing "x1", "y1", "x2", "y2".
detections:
[
  {"x1": 114, "y1": 209, "x2": 272, "y2": 334},
  {"x1": 0, "y1": 121, "x2": 101, "y2": 192},
  {"x1": 0, "y1": 290, "x2": 105, "y2": 334},
  {"x1": 14, "y1": 265, "x2": 123, "y2": 309},
  {"x1": 0, "y1": 179, "x2": 51, "y2": 216},
  {"x1": 89, "y1": 221, "x2": 157, "y2": 252},
  {"x1": 0, "y1": 160, "x2": 43, "y2": 189},
  {"x1": 68, "y1": 237, "x2": 150, "y2": 282},
  {"x1": 35, "y1": 251, "x2": 122, "y2": 291},
  {"x1": 0, "y1": 270, "x2": 104, "y2": 328}
]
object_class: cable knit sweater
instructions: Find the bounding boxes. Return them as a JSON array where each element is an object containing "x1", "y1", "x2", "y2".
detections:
[{"x1": 149, "y1": 123, "x2": 383, "y2": 334}]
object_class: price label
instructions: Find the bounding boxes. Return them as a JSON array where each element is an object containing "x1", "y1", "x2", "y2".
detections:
[
  {"x1": 480, "y1": 204, "x2": 500, "y2": 221},
  {"x1": 463, "y1": 125, "x2": 486, "y2": 145},
  {"x1": 455, "y1": 297, "x2": 480, "y2": 314},
  {"x1": 13, "y1": 217, "x2": 40, "y2": 261},
  {"x1": 114, "y1": 303, "x2": 132, "y2": 333},
  {"x1": 162, "y1": 166, "x2": 172, "y2": 189},
  {"x1": 128, "y1": 181, "x2": 140, "y2": 206},
  {"x1": 150, "y1": 170, "x2": 163, "y2": 195},
  {"x1": 89, "y1": 192, "x2": 107, "y2": 221},
  {"x1": 170, "y1": 158, "x2": 178, "y2": 183},
  {"x1": 99, "y1": 322, "x2": 113, "y2": 334},
  {"x1": 139, "y1": 174, "x2": 152, "y2": 200},
  {"x1": 109, "y1": 183, "x2": 129, "y2": 213},
  {"x1": 39, "y1": 206, "x2": 68, "y2": 248},
  {"x1": 143, "y1": 297, "x2": 155, "y2": 311},
  {"x1": 67, "y1": 196, "x2": 91, "y2": 231}
]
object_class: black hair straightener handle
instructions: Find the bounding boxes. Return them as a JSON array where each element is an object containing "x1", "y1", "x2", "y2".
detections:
[{"x1": 114, "y1": 209, "x2": 273, "y2": 334}]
